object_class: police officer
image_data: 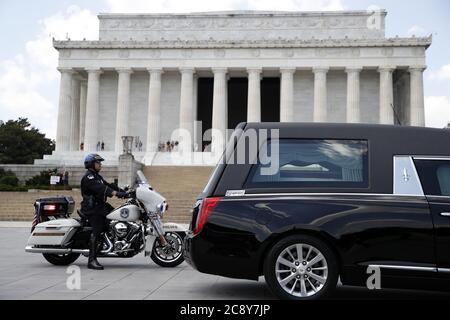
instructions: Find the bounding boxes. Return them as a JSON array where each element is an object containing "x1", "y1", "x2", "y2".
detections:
[{"x1": 80, "y1": 154, "x2": 127, "y2": 270}]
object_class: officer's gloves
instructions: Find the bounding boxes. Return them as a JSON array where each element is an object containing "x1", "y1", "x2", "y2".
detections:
[{"x1": 116, "y1": 191, "x2": 128, "y2": 199}]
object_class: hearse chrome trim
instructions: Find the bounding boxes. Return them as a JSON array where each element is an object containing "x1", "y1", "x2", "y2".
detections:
[
  {"x1": 368, "y1": 264, "x2": 437, "y2": 272},
  {"x1": 438, "y1": 268, "x2": 450, "y2": 273},
  {"x1": 413, "y1": 156, "x2": 450, "y2": 161},
  {"x1": 234, "y1": 193, "x2": 425, "y2": 198},
  {"x1": 393, "y1": 156, "x2": 424, "y2": 197},
  {"x1": 426, "y1": 195, "x2": 450, "y2": 200}
]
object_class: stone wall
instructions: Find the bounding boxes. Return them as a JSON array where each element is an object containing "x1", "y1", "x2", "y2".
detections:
[
  {"x1": 0, "y1": 166, "x2": 214, "y2": 223},
  {"x1": 0, "y1": 190, "x2": 123, "y2": 222},
  {"x1": 0, "y1": 164, "x2": 116, "y2": 186},
  {"x1": 0, "y1": 160, "x2": 142, "y2": 186}
]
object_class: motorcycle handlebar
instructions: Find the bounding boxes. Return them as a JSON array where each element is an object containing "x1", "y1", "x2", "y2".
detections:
[
  {"x1": 126, "y1": 190, "x2": 136, "y2": 199},
  {"x1": 115, "y1": 190, "x2": 135, "y2": 199}
]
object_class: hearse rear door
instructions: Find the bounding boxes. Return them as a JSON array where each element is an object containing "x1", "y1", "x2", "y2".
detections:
[{"x1": 414, "y1": 157, "x2": 450, "y2": 273}]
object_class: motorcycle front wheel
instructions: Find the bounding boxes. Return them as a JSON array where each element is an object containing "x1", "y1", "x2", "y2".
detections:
[{"x1": 150, "y1": 232, "x2": 185, "y2": 267}]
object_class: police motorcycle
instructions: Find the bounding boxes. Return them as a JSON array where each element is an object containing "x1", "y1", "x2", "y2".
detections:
[{"x1": 25, "y1": 171, "x2": 187, "y2": 267}]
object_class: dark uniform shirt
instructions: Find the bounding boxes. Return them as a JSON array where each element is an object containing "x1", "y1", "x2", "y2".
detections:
[{"x1": 80, "y1": 169, "x2": 121, "y2": 216}]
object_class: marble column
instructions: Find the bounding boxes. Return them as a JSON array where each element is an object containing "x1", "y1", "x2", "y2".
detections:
[
  {"x1": 409, "y1": 66, "x2": 426, "y2": 126},
  {"x1": 378, "y1": 66, "x2": 395, "y2": 124},
  {"x1": 79, "y1": 81, "x2": 87, "y2": 147},
  {"x1": 146, "y1": 68, "x2": 163, "y2": 152},
  {"x1": 280, "y1": 68, "x2": 296, "y2": 122},
  {"x1": 212, "y1": 68, "x2": 228, "y2": 152},
  {"x1": 55, "y1": 68, "x2": 75, "y2": 152},
  {"x1": 70, "y1": 77, "x2": 81, "y2": 151},
  {"x1": 84, "y1": 68, "x2": 103, "y2": 151},
  {"x1": 345, "y1": 67, "x2": 362, "y2": 123},
  {"x1": 114, "y1": 68, "x2": 133, "y2": 153},
  {"x1": 313, "y1": 67, "x2": 329, "y2": 122},
  {"x1": 178, "y1": 68, "x2": 195, "y2": 151},
  {"x1": 247, "y1": 68, "x2": 261, "y2": 122}
]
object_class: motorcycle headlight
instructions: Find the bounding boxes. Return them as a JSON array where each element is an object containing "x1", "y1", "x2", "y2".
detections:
[{"x1": 157, "y1": 201, "x2": 167, "y2": 215}]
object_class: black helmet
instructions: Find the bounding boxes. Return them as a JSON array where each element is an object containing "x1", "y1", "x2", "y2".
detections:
[{"x1": 84, "y1": 154, "x2": 105, "y2": 169}]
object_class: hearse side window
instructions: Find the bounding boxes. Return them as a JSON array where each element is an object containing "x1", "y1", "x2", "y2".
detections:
[
  {"x1": 414, "y1": 160, "x2": 450, "y2": 196},
  {"x1": 245, "y1": 139, "x2": 369, "y2": 188}
]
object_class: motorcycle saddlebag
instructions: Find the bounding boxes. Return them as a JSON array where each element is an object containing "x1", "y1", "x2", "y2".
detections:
[
  {"x1": 35, "y1": 196, "x2": 75, "y2": 217},
  {"x1": 27, "y1": 218, "x2": 81, "y2": 246},
  {"x1": 32, "y1": 196, "x2": 75, "y2": 232}
]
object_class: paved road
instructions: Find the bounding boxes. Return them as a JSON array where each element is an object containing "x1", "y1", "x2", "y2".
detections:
[{"x1": 1, "y1": 226, "x2": 449, "y2": 300}]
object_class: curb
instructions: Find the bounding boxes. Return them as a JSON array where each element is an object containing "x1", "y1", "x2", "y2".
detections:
[{"x1": 0, "y1": 221, "x2": 30, "y2": 228}]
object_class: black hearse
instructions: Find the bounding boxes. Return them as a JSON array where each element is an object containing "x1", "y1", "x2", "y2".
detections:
[{"x1": 184, "y1": 122, "x2": 450, "y2": 299}]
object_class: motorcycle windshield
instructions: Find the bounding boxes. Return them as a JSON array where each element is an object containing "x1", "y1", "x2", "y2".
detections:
[{"x1": 136, "y1": 170, "x2": 150, "y2": 186}]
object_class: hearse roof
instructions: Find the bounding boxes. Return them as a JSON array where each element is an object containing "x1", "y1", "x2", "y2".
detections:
[
  {"x1": 241, "y1": 122, "x2": 450, "y2": 155},
  {"x1": 244, "y1": 122, "x2": 447, "y2": 135},
  {"x1": 211, "y1": 122, "x2": 450, "y2": 195}
]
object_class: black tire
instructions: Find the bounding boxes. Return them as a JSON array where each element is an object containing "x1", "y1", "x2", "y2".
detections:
[
  {"x1": 42, "y1": 253, "x2": 81, "y2": 266},
  {"x1": 263, "y1": 234, "x2": 338, "y2": 300},
  {"x1": 150, "y1": 232, "x2": 185, "y2": 267}
]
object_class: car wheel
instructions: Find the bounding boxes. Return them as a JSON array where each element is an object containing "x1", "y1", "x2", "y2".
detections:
[{"x1": 264, "y1": 234, "x2": 338, "y2": 300}]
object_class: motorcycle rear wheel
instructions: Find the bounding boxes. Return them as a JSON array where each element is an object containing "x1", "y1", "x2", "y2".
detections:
[
  {"x1": 42, "y1": 253, "x2": 81, "y2": 266},
  {"x1": 150, "y1": 232, "x2": 185, "y2": 267}
]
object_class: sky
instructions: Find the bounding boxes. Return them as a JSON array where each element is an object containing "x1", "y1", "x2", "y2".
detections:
[{"x1": 0, "y1": 0, "x2": 449, "y2": 139}]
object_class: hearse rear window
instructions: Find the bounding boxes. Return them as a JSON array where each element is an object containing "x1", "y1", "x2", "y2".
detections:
[
  {"x1": 245, "y1": 139, "x2": 369, "y2": 188},
  {"x1": 414, "y1": 160, "x2": 450, "y2": 196}
]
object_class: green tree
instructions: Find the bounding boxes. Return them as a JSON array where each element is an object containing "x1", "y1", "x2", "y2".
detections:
[
  {"x1": 0, "y1": 168, "x2": 18, "y2": 186},
  {"x1": 0, "y1": 118, "x2": 55, "y2": 164}
]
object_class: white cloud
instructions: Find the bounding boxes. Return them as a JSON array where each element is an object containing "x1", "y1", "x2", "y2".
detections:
[
  {"x1": 425, "y1": 96, "x2": 450, "y2": 128},
  {"x1": 0, "y1": 6, "x2": 98, "y2": 139},
  {"x1": 407, "y1": 25, "x2": 428, "y2": 37},
  {"x1": 0, "y1": 54, "x2": 57, "y2": 138},
  {"x1": 26, "y1": 6, "x2": 98, "y2": 69},
  {"x1": 429, "y1": 64, "x2": 450, "y2": 81},
  {"x1": 105, "y1": 0, "x2": 345, "y2": 13}
]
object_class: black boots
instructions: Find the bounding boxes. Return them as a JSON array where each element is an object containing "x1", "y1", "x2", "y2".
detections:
[{"x1": 88, "y1": 234, "x2": 104, "y2": 270}]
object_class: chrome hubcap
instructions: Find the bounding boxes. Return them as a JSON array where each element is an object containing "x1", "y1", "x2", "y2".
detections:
[
  {"x1": 154, "y1": 233, "x2": 183, "y2": 262},
  {"x1": 275, "y1": 243, "x2": 328, "y2": 297}
]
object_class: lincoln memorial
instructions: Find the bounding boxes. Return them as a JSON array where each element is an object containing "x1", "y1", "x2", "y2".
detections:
[{"x1": 37, "y1": 10, "x2": 431, "y2": 166}]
